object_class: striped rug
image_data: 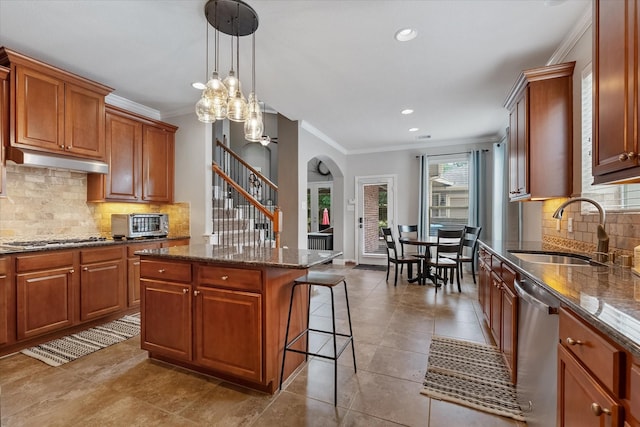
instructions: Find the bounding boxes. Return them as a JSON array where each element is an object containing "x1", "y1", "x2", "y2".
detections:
[
  {"x1": 421, "y1": 336, "x2": 525, "y2": 421},
  {"x1": 21, "y1": 313, "x2": 140, "y2": 367}
]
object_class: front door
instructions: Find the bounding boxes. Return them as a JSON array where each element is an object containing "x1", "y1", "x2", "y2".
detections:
[
  {"x1": 307, "y1": 182, "x2": 333, "y2": 232},
  {"x1": 356, "y1": 175, "x2": 396, "y2": 265}
]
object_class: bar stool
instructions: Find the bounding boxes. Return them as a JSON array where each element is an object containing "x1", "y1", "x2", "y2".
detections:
[{"x1": 279, "y1": 271, "x2": 356, "y2": 406}]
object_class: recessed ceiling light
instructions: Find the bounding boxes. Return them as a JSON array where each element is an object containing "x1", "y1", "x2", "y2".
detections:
[
  {"x1": 395, "y1": 28, "x2": 417, "y2": 42},
  {"x1": 401, "y1": 109, "x2": 414, "y2": 115},
  {"x1": 192, "y1": 82, "x2": 206, "y2": 90},
  {"x1": 409, "y1": 127, "x2": 419, "y2": 132}
]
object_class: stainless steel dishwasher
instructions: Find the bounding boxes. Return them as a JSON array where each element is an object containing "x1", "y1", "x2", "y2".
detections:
[{"x1": 515, "y1": 279, "x2": 560, "y2": 427}]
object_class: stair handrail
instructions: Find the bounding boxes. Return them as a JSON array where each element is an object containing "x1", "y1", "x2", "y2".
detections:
[
  {"x1": 216, "y1": 140, "x2": 278, "y2": 192},
  {"x1": 212, "y1": 163, "x2": 282, "y2": 248}
]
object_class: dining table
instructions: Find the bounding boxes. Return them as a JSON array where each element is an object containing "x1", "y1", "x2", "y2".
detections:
[{"x1": 398, "y1": 236, "x2": 440, "y2": 286}]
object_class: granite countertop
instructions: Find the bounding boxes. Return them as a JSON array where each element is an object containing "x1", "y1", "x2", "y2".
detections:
[
  {"x1": 0, "y1": 235, "x2": 191, "y2": 255},
  {"x1": 481, "y1": 239, "x2": 640, "y2": 359},
  {"x1": 136, "y1": 243, "x2": 343, "y2": 269}
]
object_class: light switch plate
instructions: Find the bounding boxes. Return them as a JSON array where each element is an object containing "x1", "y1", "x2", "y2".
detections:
[{"x1": 568, "y1": 218, "x2": 573, "y2": 233}]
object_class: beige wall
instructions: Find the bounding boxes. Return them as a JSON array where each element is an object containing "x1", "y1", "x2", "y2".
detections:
[{"x1": 0, "y1": 164, "x2": 189, "y2": 242}]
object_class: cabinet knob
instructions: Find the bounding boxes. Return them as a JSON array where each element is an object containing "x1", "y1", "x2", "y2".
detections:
[
  {"x1": 69, "y1": 269, "x2": 75, "y2": 274},
  {"x1": 59, "y1": 144, "x2": 64, "y2": 149},
  {"x1": 566, "y1": 337, "x2": 583, "y2": 346},
  {"x1": 590, "y1": 403, "x2": 611, "y2": 416},
  {"x1": 193, "y1": 290, "x2": 200, "y2": 296},
  {"x1": 182, "y1": 288, "x2": 189, "y2": 294},
  {"x1": 221, "y1": 275, "x2": 229, "y2": 280},
  {"x1": 158, "y1": 269, "x2": 165, "y2": 273},
  {"x1": 618, "y1": 152, "x2": 636, "y2": 161},
  {"x1": 83, "y1": 267, "x2": 89, "y2": 271},
  {"x1": 66, "y1": 145, "x2": 72, "y2": 150}
]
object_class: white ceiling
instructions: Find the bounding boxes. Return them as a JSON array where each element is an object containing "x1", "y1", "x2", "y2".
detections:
[{"x1": 0, "y1": 0, "x2": 591, "y2": 154}]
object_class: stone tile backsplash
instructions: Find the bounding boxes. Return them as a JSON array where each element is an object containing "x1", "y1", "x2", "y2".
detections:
[
  {"x1": 0, "y1": 164, "x2": 190, "y2": 241},
  {"x1": 542, "y1": 198, "x2": 640, "y2": 258}
]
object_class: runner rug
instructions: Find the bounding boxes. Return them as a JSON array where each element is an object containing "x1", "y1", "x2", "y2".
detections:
[
  {"x1": 421, "y1": 336, "x2": 525, "y2": 421},
  {"x1": 21, "y1": 313, "x2": 140, "y2": 367}
]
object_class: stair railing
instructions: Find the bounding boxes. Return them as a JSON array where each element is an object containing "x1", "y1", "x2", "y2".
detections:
[{"x1": 212, "y1": 140, "x2": 281, "y2": 248}]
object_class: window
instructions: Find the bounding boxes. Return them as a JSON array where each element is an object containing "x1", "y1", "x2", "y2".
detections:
[
  {"x1": 581, "y1": 63, "x2": 640, "y2": 211},
  {"x1": 427, "y1": 158, "x2": 469, "y2": 235}
]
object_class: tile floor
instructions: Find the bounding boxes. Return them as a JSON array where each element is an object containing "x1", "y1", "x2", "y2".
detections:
[{"x1": 0, "y1": 264, "x2": 527, "y2": 426}]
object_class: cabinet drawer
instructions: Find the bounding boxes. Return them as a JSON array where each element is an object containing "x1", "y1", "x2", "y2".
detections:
[
  {"x1": 140, "y1": 260, "x2": 191, "y2": 283},
  {"x1": 80, "y1": 246, "x2": 125, "y2": 264},
  {"x1": 15, "y1": 251, "x2": 74, "y2": 273},
  {"x1": 559, "y1": 307, "x2": 624, "y2": 396},
  {"x1": 198, "y1": 266, "x2": 262, "y2": 292},
  {"x1": 500, "y1": 262, "x2": 516, "y2": 291},
  {"x1": 127, "y1": 242, "x2": 161, "y2": 257}
]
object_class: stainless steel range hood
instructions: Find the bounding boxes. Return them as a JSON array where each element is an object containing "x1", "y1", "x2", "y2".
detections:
[{"x1": 6, "y1": 147, "x2": 109, "y2": 174}]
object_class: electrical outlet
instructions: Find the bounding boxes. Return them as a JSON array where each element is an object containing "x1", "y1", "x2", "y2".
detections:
[{"x1": 568, "y1": 218, "x2": 573, "y2": 233}]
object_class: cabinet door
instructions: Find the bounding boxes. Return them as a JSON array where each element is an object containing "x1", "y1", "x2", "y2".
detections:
[
  {"x1": 0, "y1": 66, "x2": 8, "y2": 197},
  {"x1": 141, "y1": 279, "x2": 192, "y2": 361},
  {"x1": 489, "y1": 273, "x2": 502, "y2": 345},
  {"x1": 105, "y1": 111, "x2": 142, "y2": 201},
  {"x1": 478, "y1": 258, "x2": 491, "y2": 324},
  {"x1": 15, "y1": 65, "x2": 64, "y2": 152},
  {"x1": 142, "y1": 125, "x2": 174, "y2": 203},
  {"x1": 16, "y1": 267, "x2": 74, "y2": 339},
  {"x1": 80, "y1": 259, "x2": 125, "y2": 321},
  {"x1": 593, "y1": 0, "x2": 637, "y2": 178},
  {"x1": 128, "y1": 257, "x2": 141, "y2": 308},
  {"x1": 558, "y1": 344, "x2": 623, "y2": 427},
  {"x1": 501, "y1": 283, "x2": 517, "y2": 383},
  {"x1": 64, "y1": 83, "x2": 105, "y2": 160},
  {"x1": 508, "y1": 92, "x2": 528, "y2": 200},
  {"x1": 0, "y1": 258, "x2": 8, "y2": 345},
  {"x1": 195, "y1": 287, "x2": 262, "y2": 382}
]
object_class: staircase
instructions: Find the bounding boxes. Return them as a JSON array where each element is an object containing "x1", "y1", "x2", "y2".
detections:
[{"x1": 211, "y1": 140, "x2": 281, "y2": 249}]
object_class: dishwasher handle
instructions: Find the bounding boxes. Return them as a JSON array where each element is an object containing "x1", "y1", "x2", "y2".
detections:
[{"x1": 514, "y1": 279, "x2": 559, "y2": 315}]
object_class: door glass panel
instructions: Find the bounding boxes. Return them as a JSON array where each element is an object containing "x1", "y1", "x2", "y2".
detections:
[
  {"x1": 362, "y1": 183, "x2": 388, "y2": 256},
  {"x1": 317, "y1": 187, "x2": 331, "y2": 230}
]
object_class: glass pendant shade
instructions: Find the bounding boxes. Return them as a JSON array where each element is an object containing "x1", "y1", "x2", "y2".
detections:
[
  {"x1": 244, "y1": 111, "x2": 263, "y2": 142},
  {"x1": 206, "y1": 71, "x2": 228, "y2": 105},
  {"x1": 227, "y1": 90, "x2": 248, "y2": 122},
  {"x1": 195, "y1": 93, "x2": 216, "y2": 123},
  {"x1": 223, "y1": 70, "x2": 240, "y2": 100}
]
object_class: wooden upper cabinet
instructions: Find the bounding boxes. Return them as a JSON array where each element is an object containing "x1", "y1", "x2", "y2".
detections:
[
  {"x1": 592, "y1": 0, "x2": 640, "y2": 183},
  {"x1": 142, "y1": 124, "x2": 174, "y2": 203},
  {"x1": 0, "y1": 47, "x2": 112, "y2": 161},
  {"x1": 504, "y1": 62, "x2": 574, "y2": 201},
  {"x1": 0, "y1": 65, "x2": 9, "y2": 198},
  {"x1": 87, "y1": 105, "x2": 177, "y2": 203}
]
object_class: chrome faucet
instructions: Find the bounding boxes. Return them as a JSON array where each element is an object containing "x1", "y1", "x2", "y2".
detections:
[{"x1": 552, "y1": 197, "x2": 609, "y2": 254}]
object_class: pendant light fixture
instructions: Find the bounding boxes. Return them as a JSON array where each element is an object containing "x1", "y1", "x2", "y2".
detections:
[
  {"x1": 244, "y1": 30, "x2": 263, "y2": 141},
  {"x1": 196, "y1": 0, "x2": 259, "y2": 132}
]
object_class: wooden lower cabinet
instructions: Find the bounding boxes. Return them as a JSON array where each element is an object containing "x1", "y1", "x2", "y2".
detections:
[
  {"x1": 478, "y1": 253, "x2": 491, "y2": 324},
  {"x1": 15, "y1": 251, "x2": 75, "y2": 340},
  {"x1": 489, "y1": 271, "x2": 502, "y2": 345},
  {"x1": 501, "y1": 282, "x2": 517, "y2": 382},
  {"x1": 141, "y1": 279, "x2": 192, "y2": 361},
  {"x1": 558, "y1": 344, "x2": 623, "y2": 427},
  {"x1": 0, "y1": 257, "x2": 9, "y2": 345},
  {"x1": 79, "y1": 246, "x2": 125, "y2": 321},
  {"x1": 127, "y1": 242, "x2": 162, "y2": 308},
  {"x1": 195, "y1": 287, "x2": 262, "y2": 382}
]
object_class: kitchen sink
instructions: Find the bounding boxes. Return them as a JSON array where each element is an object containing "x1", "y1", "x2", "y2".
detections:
[{"x1": 508, "y1": 251, "x2": 601, "y2": 266}]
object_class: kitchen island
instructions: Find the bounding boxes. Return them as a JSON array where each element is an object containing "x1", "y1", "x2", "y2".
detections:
[{"x1": 137, "y1": 244, "x2": 342, "y2": 394}]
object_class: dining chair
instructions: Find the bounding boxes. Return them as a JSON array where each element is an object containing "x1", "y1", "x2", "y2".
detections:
[
  {"x1": 457, "y1": 226, "x2": 482, "y2": 283},
  {"x1": 424, "y1": 228, "x2": 464, "y2": 292},
  {"x1": 397, "y1": 224, "x2": 419, "y2": 276},
  {"x1": 381, "y1": 227, "x2": 422, "y2": 287}
]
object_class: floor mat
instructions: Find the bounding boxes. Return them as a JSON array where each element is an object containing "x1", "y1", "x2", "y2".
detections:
[{"x1": 421, "y1": 335, "x2": 525, "y2": 421}]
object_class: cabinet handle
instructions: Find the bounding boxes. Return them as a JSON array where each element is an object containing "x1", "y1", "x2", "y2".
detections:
[
  {"x1": 566, "y1": 337, "x2": 583, "y2": 346},
  {"x1": 221, "y1": 275, "x2": 229, "y2": 280},
  {"x1": 69, "y1": 269, "x2": 75, "y2": 274},
  {"x1": 59, "y1": 144, "x2": 64, "y2": 149},
  {"x1": 590, "y1": 403, "x2": 611, "y2": 416},
  {"x1": 182, "y1": 288, "x2": 189, "y2": 294},
  {"x1": 66, "y1": 145, "x2": 72, "y2": 150},
  {"x1": 158, "y1": 269, "x2": 165, "y2": 273},
  {"x1": 83, "y1": 267, "x2": 89, "y2": 271},
  {"x1": 618, "y1": 152, "x2": 636, "y2": 161},
  {"x1": 193, "y1": 290, "x2": 200, "y2": 296}
]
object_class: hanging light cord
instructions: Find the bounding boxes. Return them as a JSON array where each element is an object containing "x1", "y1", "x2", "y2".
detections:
[
  {"x1": 205, "y1": 18, "x2": 209, "y2": 80},
  {"x1": 251, "y1": 30, "x2": 256, "y2": 92}
]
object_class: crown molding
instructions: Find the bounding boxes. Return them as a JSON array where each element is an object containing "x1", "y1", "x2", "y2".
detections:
[
  {"x1": 105, "y1": 94, "x2": 161, "y2": 120},
  {"x1": 547, "y1": 4, "x2": 592, "y2": 65},
  {"x1": 300, "y1": 120, "x2": 348, "y2": 155}
]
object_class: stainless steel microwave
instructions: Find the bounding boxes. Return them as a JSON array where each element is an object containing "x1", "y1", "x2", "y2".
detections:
[{"x1": 111, "y1": 213, "x2": 169, "y2": 239}]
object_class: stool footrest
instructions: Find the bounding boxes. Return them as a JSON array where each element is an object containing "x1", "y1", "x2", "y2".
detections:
[{"x1": 285, "y1": 336, "x2": 354, "y2": 361}]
